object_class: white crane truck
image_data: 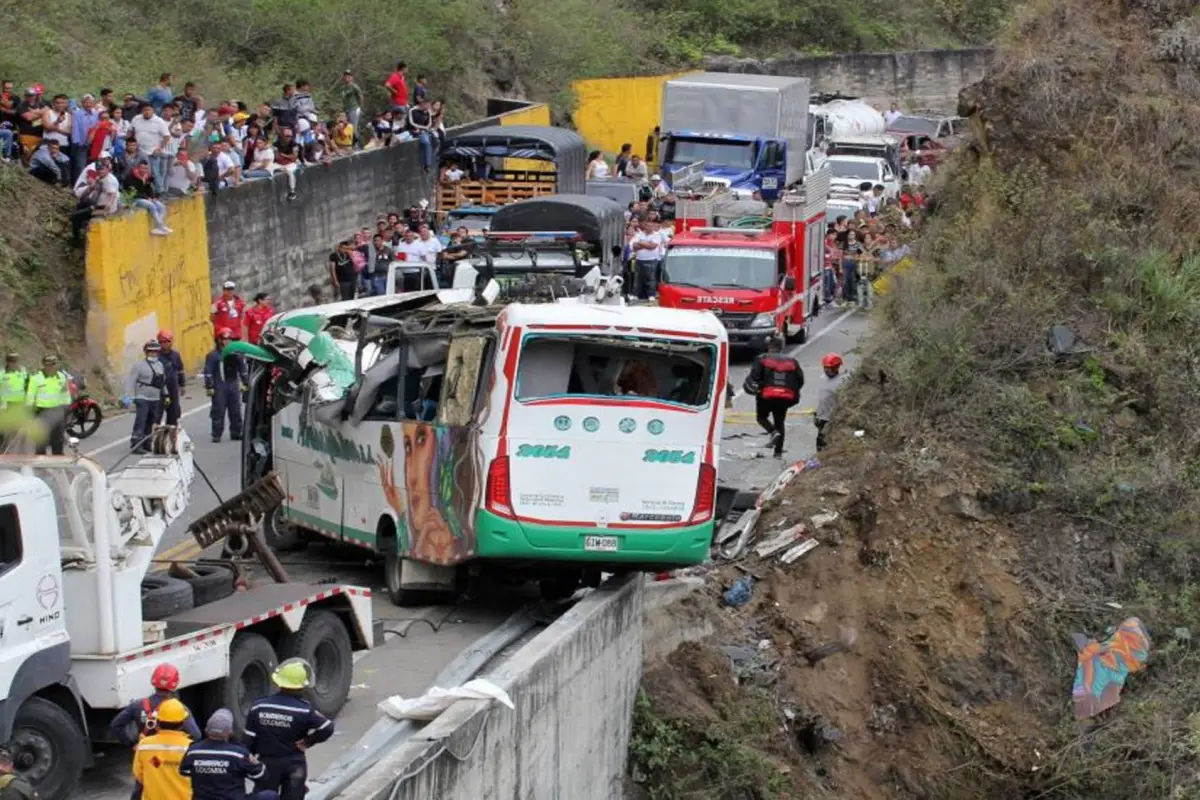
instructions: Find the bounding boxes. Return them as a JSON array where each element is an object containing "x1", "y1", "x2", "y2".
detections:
[{"x1": 0, "y1": 428, "x2": 374, "y2": 799}]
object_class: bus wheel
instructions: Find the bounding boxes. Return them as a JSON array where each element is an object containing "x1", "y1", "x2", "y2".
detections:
[
  {"x1": 786, "y1": 321, "x2": 807, "y2": 345},
  {"x1": 263, "y1": 507, "x2": 306, "y2": 552}
]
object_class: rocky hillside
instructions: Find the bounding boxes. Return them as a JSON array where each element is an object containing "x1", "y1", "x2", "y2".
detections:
[{"x1": 632, "y1": 0, "x2": 1200, "y2": 797}]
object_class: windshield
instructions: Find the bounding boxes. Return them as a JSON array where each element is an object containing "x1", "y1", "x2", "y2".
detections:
[
  {"x1": 663, "y1": 246, "x2": 778, "y2": 290},
  {"x1": 826, "y1": 159, "x2": 880, "y2": 181},
  {"x1": 515, "y1": 335, "x2": 715, "y2": 408},
  {"x1": 887, "y1": 116, "x2": 939, "y2": 136},
  {"x1": 666, "y1": 137, "x2": 756, "y2": 171}
]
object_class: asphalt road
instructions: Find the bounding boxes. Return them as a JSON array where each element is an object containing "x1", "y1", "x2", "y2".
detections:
[{"x1": 78, "y1": 303, "x2": 869, "y2": 797}]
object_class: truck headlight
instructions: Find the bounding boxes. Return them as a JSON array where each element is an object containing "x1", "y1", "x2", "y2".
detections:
[{"x1": 750, "y1": 313, "x2": 775, "y2": 328}]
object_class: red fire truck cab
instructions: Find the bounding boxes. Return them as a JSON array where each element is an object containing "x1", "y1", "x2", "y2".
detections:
[{"x1": 659, "y1": 168, "x2": 830, "y2": 351}]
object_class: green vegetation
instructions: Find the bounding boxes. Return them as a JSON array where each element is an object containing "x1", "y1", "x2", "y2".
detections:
[
  {"x1": 0, "y1": 0, "x2": 1010, "y2": 121},
  {"x1": 629, "y1": 687, "x2": 794, "y2": 799}
]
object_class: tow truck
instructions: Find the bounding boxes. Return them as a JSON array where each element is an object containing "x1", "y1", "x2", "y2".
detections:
[
  {"x1": 0, "y1": 428, "x2": 373, "y2": 799},
  {"x1": 659, "y1": 166, "x2": 831, "y2": 350}
]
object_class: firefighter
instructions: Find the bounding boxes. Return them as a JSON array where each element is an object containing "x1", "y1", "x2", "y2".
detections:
[
  {"x1": 0, "y1": 746, "x2": 38, "y2": 799},
  {"x1": 211, "y1": 280, "x2": 246, "y2": 341},
  {"x1": 131, "y1": 699, "x2": 194, "y2": 800},
  {"x1": 245, "y1": 658, "x2": 334, "y2": 800},
  {"x1": 180, "y1": 709, "x2": 277, "y2": 800},
  {"x1": 204, "y1": 328, "x2": 248, "y2": 444},
  {"x1": 109, "y1": 664, "x2": 202, "y2": 748},
  {"x1": 814, "y1": 353, "x2": 845, "y2": 452},
  {"x1": 25, "y1": 355, "x2": 71, "y2": 456},
  {"x1": 156, "y1": 330, "x2": 186, "y2": 426},
  {"x1": 743, "y1": 335, "x2": 803, "y2": 458}
]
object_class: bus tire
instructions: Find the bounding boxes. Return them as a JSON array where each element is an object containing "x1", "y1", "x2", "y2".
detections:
[
  {"x1": 11, "y1": 696, "x2": 86, "y2": 800},
  {"x1": 185, "y1": 561, "x2": 237, "y2": 606},
  {"x1": 263, "y1": 506, "x2": 306, "y2": 552},
  {"x1": 279, "y1": 610, "x2": 353, "y2": 718},
  {"x1": 208, "y1": 632, "x2": 277, "y2": 734}
]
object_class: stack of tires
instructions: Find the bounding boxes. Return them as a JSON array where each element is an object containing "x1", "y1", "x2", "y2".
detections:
[{"x1": 140, "y1": 562, "x2": 239, "y2": 620}]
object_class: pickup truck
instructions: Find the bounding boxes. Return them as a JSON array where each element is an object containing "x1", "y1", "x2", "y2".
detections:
[{"x1": 824, "y1": 155, "x2": 901, "y2": 201}]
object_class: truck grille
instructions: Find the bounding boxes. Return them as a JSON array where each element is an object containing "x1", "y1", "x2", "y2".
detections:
[{"x1": 718, "y1": 312, "x2": 754, "y2": 330}]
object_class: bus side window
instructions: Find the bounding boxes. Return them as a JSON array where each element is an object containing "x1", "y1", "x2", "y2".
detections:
[
  {"x1": 437, "y1": 335, "x2": 491, "y2": 427},
  {"x1": 364, "y1": 375, "x2": 401, "y2": 421}
]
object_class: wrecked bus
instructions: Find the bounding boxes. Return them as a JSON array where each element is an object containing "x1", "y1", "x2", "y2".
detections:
[{"x1": 235, "y1": 289, "x2": 728, "y2": 604}]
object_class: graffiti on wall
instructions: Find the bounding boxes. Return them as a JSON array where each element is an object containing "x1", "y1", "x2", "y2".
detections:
[{"x1": 375, "y1": 422, "x2": 481, "y2": 565}]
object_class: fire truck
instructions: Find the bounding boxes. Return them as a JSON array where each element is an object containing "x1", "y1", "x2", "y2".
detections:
[{"x1": 659, "y1": 166, "x2": 830, "y2": 350}]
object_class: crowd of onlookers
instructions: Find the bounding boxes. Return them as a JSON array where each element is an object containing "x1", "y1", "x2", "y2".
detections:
[{"x1": 0, "y1": 61, "x2": 446, "y2": 243}]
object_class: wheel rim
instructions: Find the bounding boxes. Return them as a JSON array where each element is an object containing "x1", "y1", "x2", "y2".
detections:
[
  {"x1": 238, "y1": 661, "x2": 271, "y2": 715},
  {"x1": 313, "y1": 639, "x2": 340, "y2": 696},
  {"x1": 11, "y1": 727, "x2": 54, "y2": 784}
]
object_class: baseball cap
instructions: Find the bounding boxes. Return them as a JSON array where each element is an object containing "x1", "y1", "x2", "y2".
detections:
[
  {"x1": 223, "y1": 280, "x2": 236, "y2": 289},
  {"x1": 651, "y1": 174, "x2": 662, "y2": 180}
]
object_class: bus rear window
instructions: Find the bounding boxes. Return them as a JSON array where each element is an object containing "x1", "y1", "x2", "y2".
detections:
[{"x1": 515, "y1": 336, "x2": 715, "y2": 407}]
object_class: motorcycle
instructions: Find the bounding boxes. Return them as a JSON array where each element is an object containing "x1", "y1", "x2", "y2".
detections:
[{"x1": 66, "y1": 377, "x2": 103, "y2": 439}]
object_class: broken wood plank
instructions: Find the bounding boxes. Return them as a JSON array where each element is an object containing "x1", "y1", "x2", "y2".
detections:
[{"x1": 755, "y1": 525, "x2": 806, "y2": 558}]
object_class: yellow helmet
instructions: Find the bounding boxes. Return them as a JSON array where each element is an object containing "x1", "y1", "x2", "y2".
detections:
[
  {"x1": 155, "y1": 698, "x2": 189, "y2": 724},
  {"x1": 272, "y1": 658, "x2": 313, "y2": 690}
]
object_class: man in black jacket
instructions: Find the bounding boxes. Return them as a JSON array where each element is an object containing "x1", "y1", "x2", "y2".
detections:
[{"x1": 743, "y1": 336, "x2": 803, "y2": 457}]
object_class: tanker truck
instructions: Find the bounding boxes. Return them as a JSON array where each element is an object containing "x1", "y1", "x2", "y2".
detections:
[{"x1": 810, "y1": 97, "x2": 886, "y2": 148}]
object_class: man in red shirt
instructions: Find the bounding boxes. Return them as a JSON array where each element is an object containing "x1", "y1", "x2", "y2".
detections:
[
  {"x1": 245, "y1": 291, "x2": 275, "y2": 345},
  {"x1": 211, "y1": 280, "x2": 246, "y2": 341},
  {"x1": 384, "y1": 61, "x2": 409, "y2": 113}
]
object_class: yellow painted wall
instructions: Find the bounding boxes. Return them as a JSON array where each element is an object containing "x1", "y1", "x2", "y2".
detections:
[
  {"x1": 571, "y1": 72, "x2": 693, "y2": 159},
  {"x1": 85, "y1": 195, "x2": 213, "y2": 377},
  {"x1": 498, "y1": 103, "x2": 553, "y2": 173}
]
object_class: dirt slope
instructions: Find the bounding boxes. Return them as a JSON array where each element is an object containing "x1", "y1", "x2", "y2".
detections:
[
  {"x1": 0, "y1": 167, "x2": 86, "y2": 365},
  {"x1": 633, "y1": 1, "x2": 1200, "y2": 798}
]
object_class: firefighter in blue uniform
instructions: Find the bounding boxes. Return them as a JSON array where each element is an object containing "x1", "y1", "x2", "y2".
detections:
[
  {"x1": 244, "y1": 658, "x2": 334, "y2": 800},
  {"x1": 204, "y1": 327, "x2": 248, "y2": 443},
  {"x1": 180, "y1": 708, "x2": 278, "y2": 800},
  {"x1": 108, "y1": 663, "x2": 202, "y2": 748}
]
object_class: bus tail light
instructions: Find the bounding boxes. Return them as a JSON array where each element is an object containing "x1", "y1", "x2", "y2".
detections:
[
  {"x1": 486, "y1": 456, "x2": 514, "y2": 518},
  {"x1": 688, "y1": 463, "x2": 716, "y2": 524}
]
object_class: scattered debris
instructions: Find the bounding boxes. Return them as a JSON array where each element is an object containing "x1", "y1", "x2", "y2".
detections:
[
  {"x1": 940, "y1": 492, "x2": 993, "y2": 522},
  {"x1": 1047, "y1": 323, "x2": 1092, "y2": 358},
  {"x1": 809, "y1": 511, "x2": 839, "y2": 529},
  {"x1": 723, "y1": 575, "x2": 754, "y2": 607},
  {"x1": 780, "y1": 538, "x2": 819, "y2": 564},
  {"x1": 719, "y1": 508, "x2": 761, "y2": 560},
  {"x1": 1071, "y1": 617, "x2": 1151, "y2": 720},
  {"x1": 754, "y1": 525, "x2": 806, "y2": 558},
  {"x1": 802, "y1": 627, "x2": 857, "y2": 666}
]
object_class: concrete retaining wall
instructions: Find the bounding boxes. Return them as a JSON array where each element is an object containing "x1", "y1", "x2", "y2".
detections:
[
  {"x1": 346, "y1": 575, "x2": 644, "y2": 800},
  {"x1": 704, "y1": 48, "x2": 993, "y2": 112}
]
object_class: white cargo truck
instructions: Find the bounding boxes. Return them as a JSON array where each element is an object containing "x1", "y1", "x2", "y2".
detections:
[
  {"x1": 659, "y1": 72, "x2": 810, "y2": 202},
  {"x1": 0, "y1": 429, "x2": 373, "y2": 800}
]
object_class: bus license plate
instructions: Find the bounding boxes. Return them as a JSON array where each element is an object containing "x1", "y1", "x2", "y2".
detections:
[
  {"x1": 762, "y1": 177, "x2": 778, "y2": 189},
  {"x1": 584, "y1": 535, "x2": 619, "y2": 552}
]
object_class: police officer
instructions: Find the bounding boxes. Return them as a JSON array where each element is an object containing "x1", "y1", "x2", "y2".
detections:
[
  {"x1": 245, "y1": 658, "x2": 334, "y2": 800},
  {"x1": 0, "y1": 745, "x2": 38, "y2": 799},
  {"x1": 131, "y1": 699, "x2": 195, "y2": 800},
  {"x1": 0, "y1": 353, "x2": 29, "y2": 451},
  {"x1": 814, "y1": 353, "x2": 845, "y2": 452},
  {"x1": 25, "y1": 354, "x2": 71, "y2": 455},
  {"x1": 204, "y1": 328, "x2": 248, "y2": 444},
  {"x1": 155, "y1": 330, "x2": 186, "y2": 427},
  {"x1": 122, "y1": 340, "x2": 167, "y2": 453},
  {"x1": 109, "y1": 663, "x2": 202, "y2": 748},
  {"x1": 180, "y1": 709, "x2": 278, "y2": 800},
  {"x1": 743, "y1": 336, "x2": 803, "y2": 458}
]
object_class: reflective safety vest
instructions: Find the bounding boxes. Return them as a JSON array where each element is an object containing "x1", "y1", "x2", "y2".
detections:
[
  {"x1": 26, "y1": 371, "x2": 70, "y2": 409},
  {"x1": 0, "y1": 369, "x2": 28, "y2": 405}
]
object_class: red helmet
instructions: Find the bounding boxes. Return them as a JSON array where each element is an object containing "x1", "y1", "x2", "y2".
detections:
[
  {"x1": 215, "y1": 327, "x2": 233, "y2": 340},
  {"x1": 157, "y1": 329, "x2": 174, "y2": 343},
  {"x1": 821, "y1": 353, "x2": 843, "y2": 370},
  {"x1": 151, "y1": 663, "x2": 180, "y2": 691}
]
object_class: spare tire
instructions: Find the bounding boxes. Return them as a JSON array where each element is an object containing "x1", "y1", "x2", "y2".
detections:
[
  {"x1": 184, "y1": 562, "x2": 236, "y2": 607},
  {"x1": 141, "y1": 575, "x2": 194, "y2": 620}
]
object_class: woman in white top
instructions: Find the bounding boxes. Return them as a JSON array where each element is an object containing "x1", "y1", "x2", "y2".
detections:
[{"x1": 586, "y1": 150, "x2": 610, "y2": 180}]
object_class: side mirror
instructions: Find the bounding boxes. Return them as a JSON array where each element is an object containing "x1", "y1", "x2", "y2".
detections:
[{"x1": 783, "y1": 277, "x2": 796, "y2": 292}]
